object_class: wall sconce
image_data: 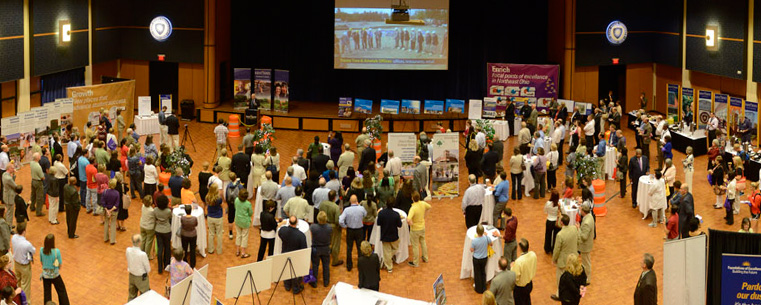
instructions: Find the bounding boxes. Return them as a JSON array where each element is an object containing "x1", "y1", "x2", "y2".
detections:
[
  {"x1": 706, "y1": 25, "x2": 718, "y2": 51},
  {"x1": 59, "y1": 20, "x2": 71, "y2": 45}
]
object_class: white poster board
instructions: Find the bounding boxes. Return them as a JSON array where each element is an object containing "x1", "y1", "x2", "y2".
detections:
[
  {"x1": 224, "y1": 260, "x2": 273, "y2": 299},
  {"x1": 269, "y1": 248, "x2": 311, "y2": 282},
  {"x1": 162, "y1": 99, "x2": 172, "y2": 114},
  {"x1": 559, "y1": 99, "x2": 574, "y2": 114},
  {"x1": 189, "y1": 270, "x2": 213, "y2": 305},
  {"x1": 138, "y1": 96, "x2": 152, "y2": 116},
  {"x1": 387, "y1": 133, "x2": 417, "y2": 163},
  {"x1": 58, "y1": 98, "x2": 74, "y2": 113},
  {"x1": 169, "y1": 272, "x2": 193, "y2": 305},
  {"x1": 468, "y1": 99, "x2": 482, "y2": 120},
  {"x1": 663, "y1": 234, "x2": 706, "y2": 305}
]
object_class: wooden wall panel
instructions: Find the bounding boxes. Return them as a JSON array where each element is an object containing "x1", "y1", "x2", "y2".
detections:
[
  {"x1": 690, "y1": 70, "x2": 746, "y2": 98},
  {"x1": 625, "y1": 63, "x2": 654, "y2": 114},
  {"x1": 91, "y1": 60, "x2": 118, "y2": 85},
  {"x1": 119, "y1": 59, "x2": 150, "y2": 109},
  {"x1": 654, "y1": 64, "x2": 681, "y2": 115},
  {"x1": 303, "y1": 118, "x2": 329, "y2": 131},
  {"x1": 273, "y1": 117, "x2": 299, "y2": 129},
  {"x1": 192, "y1": 64, "x2": 205, "y2": 108},
  {"x1": 1, "y1": 81, "x2": 16, "y2": 117},
  {"x1": 30, "y1": 77, "x2": 41, "y2": 108},
  {"x1": 393, "y1": 121, "x2": 419, "y2": 133},
  {"x1": 333, "y1": 120, "x2": 359, "y2": 132},
  {"x1": 571, "y1": 66, "x2": 599, "y2": 103}
]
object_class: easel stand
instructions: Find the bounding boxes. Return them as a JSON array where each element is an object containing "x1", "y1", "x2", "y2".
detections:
[
  {"x1": 180, "y1": 279, "x2": 192, "y2": 305},
  {"x1": 266, "y1": 257, "x2": 307, "y2": 305},
  {"x1": 233, "y1": 270, "x2": 262, "y2": 305},
  {"x1": 181, "y1": 124, "x2": 197, "y2": 152}
]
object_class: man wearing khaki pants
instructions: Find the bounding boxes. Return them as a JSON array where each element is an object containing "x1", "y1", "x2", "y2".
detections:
[
  {"x1": 407, "y1": 192, "x2": 431, "y2": 267},
  {"x1": 376, "y1": 200, "x2": 402, "y2": 272},
  {"x1": 577, "y1": 203, "x2": 595, "y2": 286},
  {"x1": 319, "y1": 191, "x2": 343, "y2": 266},
  {"x1": 550, "y1": 214, "x2": 577, "y2": 301},
  {"x1": 11, "y1": 222, "x2": 35, "y2": 303}
]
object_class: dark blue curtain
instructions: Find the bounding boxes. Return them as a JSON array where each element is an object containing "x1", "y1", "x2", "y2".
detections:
[{"x1": 41, "y1": 67, "x2": 85, "y2": 105}]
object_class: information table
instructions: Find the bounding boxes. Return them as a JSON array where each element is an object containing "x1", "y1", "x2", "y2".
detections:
[
  {"x1": 479, "y1": 187, "x2": 495, "y2": 226},
  {"x1": 171, "y1": 205, "x2": 207, "y2": 257},
  {"x1": 369, "y1": 208, "x2": 410, "y2": 265},
  {"x1": 459, "y1": 225, "x2": 503, "y2": 282},
  {"x1": 274, "y1": 219, "x2": 312, "y2": 255},
  {"x1": 134, "y1": 114, "x2": 160, "y2": 135},
  {"x1": 671, "y1": 129, "x2": 707, "y2": 157},
  {"x1": 559, "y1": 199, "x2": 580, "y2": 226},
  {"x1": 636, "y1": 175, "x2": 662, "y2": 219},
  {"x1": 605, "y1": 146, "x2": 617, "y2": 180}
]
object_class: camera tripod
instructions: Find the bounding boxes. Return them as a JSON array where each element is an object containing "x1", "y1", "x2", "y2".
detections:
[{"x1": 181, "y1": 124, "x2": 196, "y2": 152}]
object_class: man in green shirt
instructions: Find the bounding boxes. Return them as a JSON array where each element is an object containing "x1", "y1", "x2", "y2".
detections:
[
  {"x1": 30, "y1": 152, "x2": 45, "y2": 216},
  {"x1": 95, "y1": 141, "x2": 110, "y2": 166},
  {"x1": 319, "y1": 190, "x2": 343, "y2": 266}
]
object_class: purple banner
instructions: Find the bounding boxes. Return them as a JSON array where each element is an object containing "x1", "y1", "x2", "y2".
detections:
[{"x1": 487, "y1": 63, "x2": 559, "y2": 113}]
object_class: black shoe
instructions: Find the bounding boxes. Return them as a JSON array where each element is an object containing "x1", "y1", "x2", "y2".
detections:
[
  {"x1": 324, "y1": 282, "x2": 329, "y2": 287},
  {"x1": 632, "y1": 204, "x2": 637, "y2": 208},
  {"x1": 292, "y1": 287, "x2": 303, "y2": 295},
  {"x1": 285, "y1": 285, "x2": 291, "y2": 292},
  {"x1": 551, "y1": 294, "x2": 560, "y2": 301},
  {"x1": 309, "y1": 282, "x2": 317, "y2": 288},
  {"x1": 347, "y1": 265, "x2": 352, "y2": 272}
]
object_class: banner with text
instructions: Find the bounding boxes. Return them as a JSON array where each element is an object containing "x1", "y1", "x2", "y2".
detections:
[
  {"x1": 681, "y1": 88, "x2": 694, "y2": 123},
  {"x1": 273, "y1": 69, "x2": 289, "y2": 112},
  {"x1": 698, "y1": 90, "x2": 713, "y2": 128},
  {"x1": 483, "y1": 97, "x2": 497, "y2": 118},
  {"x1": 721, "y1": 254, "x2": 761, "y2": 305},
  {"x1": 486, "y1": 63, "x2": 559, "y2": 113},
  {"x1": 67, "y1": 80, "x2": 135, "y2": 138},
  {"x1": 667, "y1": 84, "x2": 679, "y2": 118},
  {"x1": 387, "y1": 133, "x2": 417, "y2": 178},
  {"x1": 338, "y1": 97, "x2": 353, "y2": 117},
  {"x1": 730, "y1": 97, "x2": 744, "y2": 132},
  {"x1": 254, "y1": 69, "x2": 272, "y2": 111},
  {"x1": 745, "y1": 100, "x2": 758, "y2": 143},
  {"x1": 715, "y1": 94, "x2": 728, "y2": 126},
  {"x1": 446, "y1": 99, "x2": 464, "y2": 114},
  {"x1": 431, "y1": 132, "x2": 459, "y2": 198},
  {"x1": 233, "y1": 68, "x2": 251, "y2": 110}
]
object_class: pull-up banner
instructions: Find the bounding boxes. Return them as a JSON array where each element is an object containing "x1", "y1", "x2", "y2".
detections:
[
  {"x1": 486, "y1": 63, "x2": 559, "y2": 113},
  {"x1": 667, "y1": 84, "x2": 679, "y2": 118},
  {"x1": 67, "y1": 80, "x2": 135, "y2": 136},
  {"x1": 721, "y1": 254, "x2": 761, "y2": 305}
]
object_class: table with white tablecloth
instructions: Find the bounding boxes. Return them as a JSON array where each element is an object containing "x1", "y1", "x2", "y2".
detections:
[
  {"x1": 636, "y1": 175, "x2": 658, "y2": 218},
  {"x1": 369, "y1": 208, "x2": 410, "y2": 265},
  {"x1": 459, "y1": 225, "x2": 503, "y2": 282},
  {"x1": 488, "y1": 120, "x2": 509, "y2": 141},
  {"x1": 252, "y1": 186, "x2": 283, "y2": 226},
  {"x1": 479, "y1": 188, "x2": 495, "y2": 226},
  {"x1": 171, "y1": 205, "x2": 207, "y2": 257},
  {"x1": 134, "y1": 115, "x2": 160, "y2": 135},
  {"x1": 522, "y1": 156, "x2": 535, "y2": 195},
  {"x1": 559, "y1": 199, "x2": 580, "y2": 226},
  {"x1": 274, "y1": 219, "x2": 313, "y2": 255},
  {"x1": 126, "y1": 290, "x2": 169, "y2": 305},
  {"x1": 604, "y1": 146, "x2": 617, "y2": 180}
]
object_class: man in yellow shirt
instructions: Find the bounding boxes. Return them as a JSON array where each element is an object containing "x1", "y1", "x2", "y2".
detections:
[
  {"x1": 407, "y1": 192, "x2": 431, "y2": 267},
  {"x1": 512, "y1": 238, "x2": 537, "y2": 305}
]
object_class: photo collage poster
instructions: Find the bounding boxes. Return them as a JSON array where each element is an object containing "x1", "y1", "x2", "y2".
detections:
[
  {"x1": 431, "y1": 132, "x2": 459, "y2": 197},
  {"x1": 254, "y1": 68, "x2": 272, "y2": 111},
  {"x1": 487, "y1": 63, "x2": 559, "y2": 115},
  {"x1": 681, "y1": 87, "x2": 694, "y2": 124},
  {"x1": 273, "y1": 69, "x2": 289, "y2": 113},
  {"x1": 697, "y1": 90, "x2": 712, "y2": 128},
  {"x1": 667, "y1": 84, "x2": 679, "y2": 118},
  {"x1": 233, "y1": 68, "x2": 252, "y2": 110},
  {"x1": 380, "y1": 99, "x2": 400, "y2": 114}
]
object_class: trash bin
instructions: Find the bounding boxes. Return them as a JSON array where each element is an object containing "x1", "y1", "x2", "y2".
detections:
[{"x1": 180, "y1": 99, "x2": 195, "y2": 120}]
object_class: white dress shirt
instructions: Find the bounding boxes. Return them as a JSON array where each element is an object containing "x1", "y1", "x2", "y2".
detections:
[
  {"x1": 144, "y1": 164, "x2": 158, "y2": 184},
  {"x1": 292, "y1": 164, "x2": 307, "y2": 181},
  {"x1": 0, "y1": 152, "x2": 8, "y2": 171},
  {"x1": 551, "y1": 128, "x2": 563, "y2": 145},
  {"x1": 53, "y1": 161, "x2": 68, "y2": 179},
  {"x1": 708, "y1": 117, "x2": 719, "y2": 131},
  {"x1": 11, "y1": 235, "x2": 35, "y2": 264},
  {"x1": 385, "y1": 157, "x2": 402, "y2": 176},
  {"x1": 126, "y1": 246, "x2": 151, "y2": 276},
  {"x1": 476, "y1": 132, "x2": 486, "y2": 149},
  {"x1": 461, "y1": 184, "x2": 485, "y2": 213},
  {"x1": 584, "y1": 120, "x2": 595, "y2": 136}
]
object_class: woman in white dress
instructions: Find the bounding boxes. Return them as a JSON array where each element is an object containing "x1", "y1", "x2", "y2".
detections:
[
  {"x1": 247, "y1": 145, "x2": 266, "y2": 198},
  {"x1": 682, "y1": 146, "x2": 694, "y2": 191},
  {"x1": 661, "y1": 158, "x2": 677, "y2": 201},
  {"x1": 648, "y1": 170, "x2": 667, "y2": 227}
]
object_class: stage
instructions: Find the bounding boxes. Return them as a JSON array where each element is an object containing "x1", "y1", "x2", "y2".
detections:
[{"x1": 199, "y1": 100, "x2": 470, "y2": 133}]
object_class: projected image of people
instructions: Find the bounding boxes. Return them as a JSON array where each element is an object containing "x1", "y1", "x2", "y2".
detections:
[{"x1": 334, "y1": 2, "x2": 449, "y2": 70}]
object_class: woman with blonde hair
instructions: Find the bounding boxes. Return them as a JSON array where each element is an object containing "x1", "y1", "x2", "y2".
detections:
[
  {"x1": 465, "y1": 139, "x2": 483, "y2": 182},
  {"x1": 482, "y1": 291, "x2": 497, "y2": 305},
  {"x1": 509, "y1": 147, "x2": 524, "y2": 200},
  {"x1": 559, "y1": 253, "x2": 587, "y2": 305},
  {"x1": 205, "y1": 183, "x2": 224, "y2": 255},
  {"x1": 662, "y1": 158, "x2": 676, "y2": 201},
  {"x1": 682, "y1": 146, "x2": 694, "y2": 191},
  {"x1": 357, "y1": 241, "x2": 380, "y2": 291},
  {"x1": 247, "y1": 145, "x2": 266, "y2": 198}
]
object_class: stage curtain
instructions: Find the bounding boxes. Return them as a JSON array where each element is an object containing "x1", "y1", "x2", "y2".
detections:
[
  {"x1": 41, "y1": 68, "x2": 85, "y2": 105},
  {"x1": 706, "y1": 229, "x2": 761, "y2": 304}
]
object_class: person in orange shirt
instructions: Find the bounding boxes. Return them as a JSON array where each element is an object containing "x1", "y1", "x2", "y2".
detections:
[{"x1": 180, "y1": 178, "x2": 198, "y2": 207}]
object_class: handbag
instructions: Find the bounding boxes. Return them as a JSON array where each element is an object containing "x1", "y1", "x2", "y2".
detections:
[
  {"x1": 266, "y1": 156, "x2": 277, "y2": 173},
  {"x1": 303, "y1": 269, "x2": 317, "y2": 284},
  {"x1": 122, "y1": 193, "x2": 131, "y2": 209}
]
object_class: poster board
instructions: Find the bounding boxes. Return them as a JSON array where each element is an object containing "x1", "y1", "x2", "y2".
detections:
[
  {"x1": 445, "y1": 99, "x2": 464, "y2": 113},
  {"x1": 67, "y1": 80, "x2": 136, "y2": 140},
  {"x1": 338, "y1": 97, "x2": 353, "y2": 117},
  {"x1": 354, "y1": 99, "x2": 373, "y2": 114},
  {"x1": 667, "y1": 84, "x2": 680, "y2": 119},
  {"x1": 269, "y1": 248, "x2": 311, "y2": 282},
  {"x1": 486, "y1": 63, "x2": 559, "y2": 113},
  {"x1": 468, "y1": 99, "x2": 482, "y2": 120},
  {"x1": 745, "y1": 100, "x2": 758, "y2": 144},
  {"x1": 224, "y1": 260, "x2": 273, "y2": 299},
  {"x1": 387, "y1": 133, "x2": 417, "y2": 178},
  {"x1": 401, "y1": 99, "x2": 421, "y2": 114},
  {"x1": 424, "y1": 100, "x2": 444, "y2": 115},
  {"x1": 697, "y1": 90, "x2": 712, "y2": 128},
  {"x1": 482, "y1": 97, "x2": 497, "y2": 118},
  {"x1": 663, "y1": 234, "x2": 706, "y2": 305},
  {"x1": 558, "y1": 99, "x2": 574, "y2": 114},
  {"x1": 380, "y1": 99, "x2": 400, "y2": 114},
  {"x1": 433, "y1": 274, "x2": 447, "y2": 305},
  {"x1": 254, "y1": 68, "x2": 272, "y2": 111},
  {"x1": 160, "y1": 94, "x2": 172, "y2": 114},
  {"x1": 189, "y1": 270, "x2": 212, "y2": 305},
  {"x1": 431, "y1": 133, "x2": 459, "y2": 198},
  {"x1": 138, "y1": 96, "x2": 152, "y2": 116},
  {"x1": 681, "y1": 88, "x2": 694, "y2": 124},
  {"x1": 729, "y1": 97, "x2": 744, "y2": 134},
  {"x1": 721, "y1": 253, "x2": 761, "y2": 305},
  {"x1": 273, "y1": 69, "x2": 289, "y2": 112}
]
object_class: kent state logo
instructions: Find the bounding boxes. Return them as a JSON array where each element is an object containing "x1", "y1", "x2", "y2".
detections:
[
  {"x1": 606, "y1": 20, "x2": 628, "y2": 45},
  {"x1": 150, "y1": 16, "x2": 173, "y2": 42}
]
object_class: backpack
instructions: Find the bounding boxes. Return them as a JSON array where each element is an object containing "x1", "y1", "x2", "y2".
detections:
[{"x1": 226, "y1": 182, "x2": 241, "y2": 204}]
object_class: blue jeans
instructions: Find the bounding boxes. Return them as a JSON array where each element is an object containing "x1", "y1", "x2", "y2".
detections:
[
  {"x1": 79, "y1": 181, "x2": 87, "y2": 207},
  {"x1": 86, "y1": 188, "x2": 98, "y2": 214}
]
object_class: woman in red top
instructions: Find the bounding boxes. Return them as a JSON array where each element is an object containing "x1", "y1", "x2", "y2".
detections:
[
  {"x1": 707, "y1": 138, "x2": 721, "y2": 171},
  {"x1": 748, "y1": 182, "x2": 760, "y2": 224},
  {"x1": 0, "y1": 255, "x2": 22, "y2": 304},
  {"x1": 562, "y1": 177, "x2": 574, "y2": 199},
  {"x1": 663, "y1": 205, "x2": 679, "y2": 240},
  {"x1": 120, "y1": 138, "x2": 129, "y2": 173}
]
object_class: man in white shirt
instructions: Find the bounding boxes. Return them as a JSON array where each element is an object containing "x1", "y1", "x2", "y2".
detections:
[
  {"x1": 461, "y1": 175, "x2": 485, "y2": 229},
  {"x1": 385, "y1": 150, "x2": 402, "y2": 189},
  {"x1": 475, "y1": 126, "x2": 487, "y2": 150},
  {"x1": 707, "y1": 113, "x2": 719, "y2": 149},
  {"x1": 553, "y1": 121, "x2": 566, "y2": 165},
  {"x1": 126, "y1": 234, "x2": 151, "y2": 300},
  {"x1": 0, "y1": 145, "x2": 9, "y2": 204},
  {"x1": 213, "y1": 119, "x2": 229, "y2": 159},
  {"x1": 290, "y1": 156, "x2": 307, "y2": 181},
  {"x1": 12, "y1": 222, "x2": 35, "y2": 302},
  {"x1": 584, "y1": 115, "x2": 595, "y2": 147}
]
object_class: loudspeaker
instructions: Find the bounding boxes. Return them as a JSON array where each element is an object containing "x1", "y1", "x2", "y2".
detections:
[{"x1": 180, "y1": 99, "x2": 195, "y2": 121}]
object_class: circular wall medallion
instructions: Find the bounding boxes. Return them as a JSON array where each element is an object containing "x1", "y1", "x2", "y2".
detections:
[
  {"x1": 606, "y1": 20, "x2": 628, "y2": 45},
  {"x1": 150, "y1": 16, "x2": 173, "y2": 42}
]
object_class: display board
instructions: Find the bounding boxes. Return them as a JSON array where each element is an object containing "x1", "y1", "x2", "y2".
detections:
[
  {"x1": 431, "y1": 132, "x2": 459, "y2": 198},
  {"x1": 721, "y1": 254, "x2": 761, "y2": 305},
  {"x1": 729, "y1": 97, "x2": 744, "y2": 134},
  {"x1": 233, "y1": 68, "x2": 252, "y2": 110},
  {"x1": 254, "y1": 68, "x2": 272, "y2": 111},
  {"x1": 663, "y1": 234, "x2": 706, "y2": 305},
  {"x1": 355, "y1": 99, "x2": 373, "y2": 114},
  {"x1": 446, "y1": 99, "x2": 464, "y2": 113},
  {"x1": 334, "y1": 0, "x2": 449, "y2": 70},
  {"x1": 189, "y1": 270, "x2": 212, "y2": 305},
  {"x1": 745, "y1": 100, "x2": 758, "y2": 144},
  {"x1": 468, "y1": 99, "x2": 482, "y2": 120},
  {"x1": 667, "y1": 84, "x2": 680, "y2": 119},
  {"x1": 424, "y1": 100, "x2": 444, "y2": 114},
  {"x1": 482, "y1": 97, "x2": 497, "y2": 118},
  {"x1": 401, "y1": 99, "x2": 421, "y2": 114},
  {"x1": 387, "y1": 133, "x2": 417, "y2": 178},
  {"x1": 715, "y1": 94, "x2": 729, "y2": 127},
  {"x1": 273, "y1": 69, "x2": 289, "y2": 112},
  {"x1": 67, "y1": 80, "x2": 135, "y2": 137},
  {"x1": 681, "y1": 87, "x2": 694, "y2": 124},
  {"x1": 160, "y1": 94, "x2": 172, "y2": 114},
  {"x1": 338, "y1": 97, "x2": 353, "y2": 117},
  {"x1": 697, "y1": 90, "x2": 712, "y2": 128},
  {"x1": 138, "y1": 96, "x2": 152, "y2": 116},
  {"x1": 380, "y1": 99, "x2": 400, "y2": 114},
  {"x1": 486, "y1": 63, "x2": 559, "y2": 113},
  {"x1": 433, "y1": 274, "x2": 446, "y2": 305}
]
